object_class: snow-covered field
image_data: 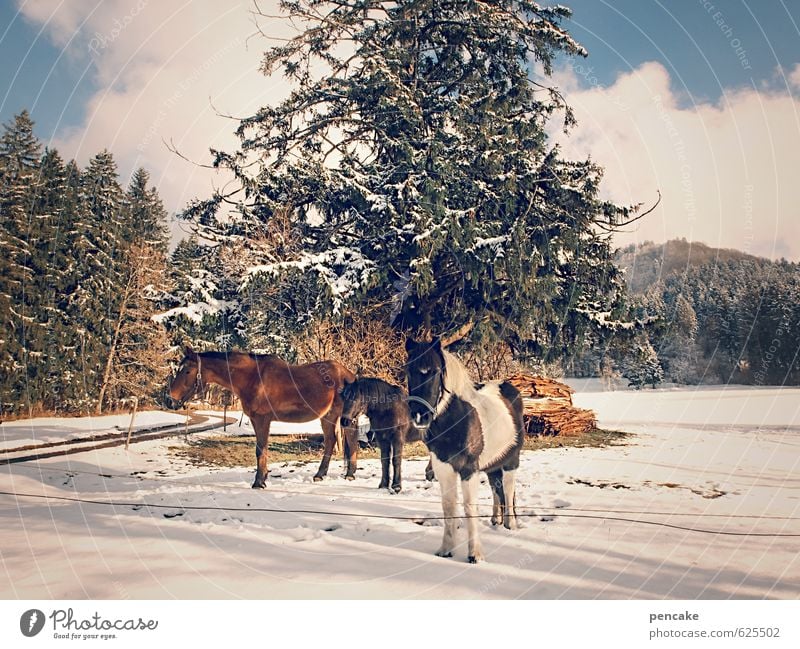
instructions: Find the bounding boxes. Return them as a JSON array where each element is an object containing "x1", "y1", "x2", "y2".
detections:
[{"x1": 1, "y1": 385, "x2": 798, "y2": 599}]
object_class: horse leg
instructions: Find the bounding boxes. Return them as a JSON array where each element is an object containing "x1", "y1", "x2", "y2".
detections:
[
  {"x1": 486, "y1": 469, "x2": 505, "y2": 526},
  {"x1": 378, "y1": 436, "x2": 391, "y2": 490},
  {"x1": 390, "y1": 427, "x2": 403, "y2": 493},
  {"x1": 462, "y1": 473, "x2": 484, "y2": 563},
  {"x1": 502, "y1": 468, "x2": 518, "y2": 530},
  {"x1": 315, "y1": 394, "x2": 345, "y2": 482},
  {"x1": 343, "y1": 424, "x2": 359, "y2": 481},
  {"x1": 314, "y1": 414, "x2": 338, "y2": 481},
  {"x1": 251, "y1": 415, "x2": 272, "y2": 489},
  {"x1": 430, "y1": 455, "x2": 458, "y2": 559},
  {"x1": 424, "y1": 457, "x2": 435, "y2": 482}
]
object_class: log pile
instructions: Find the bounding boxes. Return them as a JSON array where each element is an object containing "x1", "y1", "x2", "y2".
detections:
[{"x1": 506, "y1": 372, "x2": 596, "y2": 437}]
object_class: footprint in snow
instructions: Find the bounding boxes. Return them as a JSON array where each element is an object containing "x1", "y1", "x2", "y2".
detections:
[{"x1": 163, "y1": 511, "x2": 184, "y2": 519}]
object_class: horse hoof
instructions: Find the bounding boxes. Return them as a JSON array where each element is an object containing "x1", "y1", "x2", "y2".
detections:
[
  {"x1": 378, "y1": 483, "x2": 389, "y2": 490},
  {"x1": 251, "y1": 482, "x2": 266, "y2": 490},
  {"x1": 435, "y1": 549, "x2": 453, "y2": 558},
  {"x1": 313, "y1": 475, "x2": 323, "y2": 482},
  {"x1": 345, "y1": 475, "x2": 355, "y2": 481},
  {"x1": 390, "y1": 484, "x2": 402, "y2": 494},
  {"x1": 468, "y1": 555, "x2": 482, "y2": 564}
]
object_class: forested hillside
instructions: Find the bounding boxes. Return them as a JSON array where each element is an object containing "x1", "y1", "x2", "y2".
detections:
[{"x1": 608, "y1": 240, "x2": 800, "y2": 386}]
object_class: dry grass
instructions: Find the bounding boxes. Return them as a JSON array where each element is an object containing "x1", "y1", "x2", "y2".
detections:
[{"x1": 171, "y1": 428, "x2": 630, "y2": 468}]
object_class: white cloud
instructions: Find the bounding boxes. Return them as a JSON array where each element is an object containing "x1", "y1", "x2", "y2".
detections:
[
  {"x1": 19, "y1": 0, "x2": 293, "y2": 230},
  {"x1": 20, "y1": 2, "x2": 800, "y2": 260},
  {"x1": 552, "y1": 61, "x2": 800, "y2": 260},
  {"x1": 789, "y1": 63, "x2": 800, "y2": 91}
]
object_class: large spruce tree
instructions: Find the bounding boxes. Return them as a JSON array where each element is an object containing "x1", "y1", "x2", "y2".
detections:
[
  {"x1": 183, "y1": 0, "x2": 639, "y2": 362},
  {"x1": 0, "y1": 111, "x2": 42, "y2": 411}
]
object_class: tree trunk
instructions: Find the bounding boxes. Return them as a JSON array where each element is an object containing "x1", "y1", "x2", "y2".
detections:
[{"x1": 96, "y1": 270, "x2": 136, "y2": 414}]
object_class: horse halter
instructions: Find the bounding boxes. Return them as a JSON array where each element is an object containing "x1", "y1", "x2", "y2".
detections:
[
  {"x1": 407, "y1": 373, "x2": 448, "y2": 432},
  {"x1": 174, "y1": 356, "x2": 204, "y2": 407},
  {"x1": 407, "y1": 395, "x2": 437, "y2": 415}
]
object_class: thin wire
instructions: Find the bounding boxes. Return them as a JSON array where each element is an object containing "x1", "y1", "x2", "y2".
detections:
[
  {"x1": 2, "y1": 490, "x2": 798, "y2": 538},
  {"x1": 6, "y1": 462, "x2": 800, "y2": 521}
]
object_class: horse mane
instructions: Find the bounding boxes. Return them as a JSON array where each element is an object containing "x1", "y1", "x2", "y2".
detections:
[
  {"x1": 343, "y1": 377, "x2": 404, "y2": 408},
  {"x1": 197, "y1": 351, "x2": 282, "y2": 363},
  {"x1": 442, "y1": 350, "x2": 478, "y2": 399}
]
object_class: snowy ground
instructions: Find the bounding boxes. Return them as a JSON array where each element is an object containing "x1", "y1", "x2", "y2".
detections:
[{"x1": 1, "y1": 385, "x2": 799, "y2": 599}]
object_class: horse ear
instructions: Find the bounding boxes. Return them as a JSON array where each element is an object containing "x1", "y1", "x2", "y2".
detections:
[
  {"x1": 405, "y1": 337, "x2": 416, "y2": 353},
  {"x1": 431, "y1": 337, "x2": 441, "y2": 351},
  {"x1": 184, "y1": 346, "x2": 196, "y2": 360}
]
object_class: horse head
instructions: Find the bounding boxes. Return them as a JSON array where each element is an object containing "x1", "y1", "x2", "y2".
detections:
[
  {"x1": 339, "y1": 381, "x2": 365, "y2": 429},
  {"x1": 404, "y1": 337, "x2": 446, "y2": 432},
  {"x1": 165, "y1": 347, "x2": 204, "y2": 409}
]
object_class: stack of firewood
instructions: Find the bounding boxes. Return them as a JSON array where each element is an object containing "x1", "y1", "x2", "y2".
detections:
[{"x1": 506, "y1": 372, "x2": 596, "y2": 437}]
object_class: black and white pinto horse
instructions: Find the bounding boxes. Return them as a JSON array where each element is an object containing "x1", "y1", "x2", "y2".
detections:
[{"x1": 405, "y1": 337, "x2": 525, "y2": 563}]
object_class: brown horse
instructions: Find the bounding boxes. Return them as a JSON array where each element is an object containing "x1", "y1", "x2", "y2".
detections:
[{"x1": 166, "y1": 348, "x2": 356, "y2": 488}]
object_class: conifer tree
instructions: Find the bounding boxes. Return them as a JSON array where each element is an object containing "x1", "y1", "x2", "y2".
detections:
[
  {"x1": 127, "y1": 168, "x2": 169, "y2": 249},
  {"x1": 182, "y1": 0, "x2": 643, "y2": 363},
  {"x1": 65, "y1": 151, "x2": 126, "y2": 409},
  {"x1": 23, "y1": 148, "x2": 72, "y2": 406},
  {"x1": 622, "y1": 335, "x2": 664, "y2": 389},
  {"x1": 96, "y1": 167, "x2": 171, "y2": 412},
  {"x1": 0, "y1": 111, "x2": 42, "y2": 413}
]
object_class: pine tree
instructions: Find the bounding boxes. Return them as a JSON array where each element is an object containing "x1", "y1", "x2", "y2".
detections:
[
  {"x1": 157, "y1": 236, "x2": 247, "y2": 351},
  {"x1": 127, "y1": 168, "x2": 169, "y2": 250},
  {"x1": 182, "y1": 0, "x2": 642, "y2": 363},
  {"x1": 67, "y1": 151, "x2": 128, "y2": 411},
  {"x1": 24, "y1": 148, "x2": 73, "y2": 407},
  {"x1": 0, "y1": 111, "x2": 42, "y2": 413},
  {"x1": 96, "y1": 167, "x2": 171, "y2": 412},
  {"x1": 657, "y1": 293, "x2": 697, "y2": 383},
  {"x1": 622, "y1": 335, "x2": 664, "y2": 389},
  {"x1": 55, "y1": 160, "x2": 91, "y2": 410}
]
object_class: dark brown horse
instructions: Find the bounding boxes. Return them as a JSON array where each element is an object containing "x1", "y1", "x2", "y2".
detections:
[
  {"x1": 167, "y1": 348, "x2": 356, "y2": 488},
  {"x1": 339, "y1": 377, "x2": 435, "y2": 491}
]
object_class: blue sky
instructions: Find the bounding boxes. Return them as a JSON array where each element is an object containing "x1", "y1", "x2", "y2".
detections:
[
  {"x1": 0, "y1": 2, "x2": 93, "y2": 140},
  {"x1": 1, "y1": 1, "x2": 798, "y2": 258},
  {"x1": 3, "y1": 1, "x2": 797, "y2": 138},
  {"x1": 564, "y1": 0, "x2": 799, "y2": 100}
]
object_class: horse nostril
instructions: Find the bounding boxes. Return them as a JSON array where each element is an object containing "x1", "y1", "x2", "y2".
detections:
[{"x1": 164, "y1": 396, "x2": 180, "y2": 410}]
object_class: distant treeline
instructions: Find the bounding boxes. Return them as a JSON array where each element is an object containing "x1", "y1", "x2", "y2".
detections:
[
  {"x1": 571, "y1": 240, "x2": 800, "y2": 387},
  {"x1": 0, "y1": 111, "x2": 170, "y2": 416}
]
